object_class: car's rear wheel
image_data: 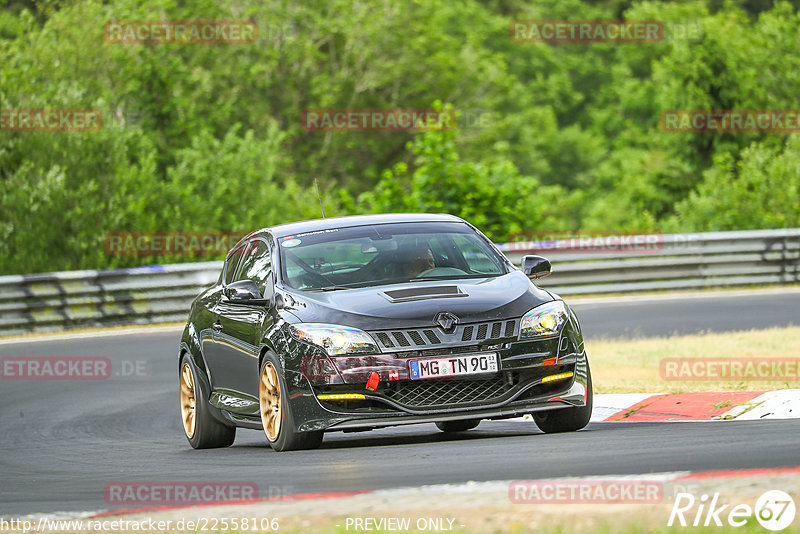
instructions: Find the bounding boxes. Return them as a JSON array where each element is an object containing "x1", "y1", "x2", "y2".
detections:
[
  {"x1": 533, "y1": 364, "x2": 593, "y2": 434},
  {"x1": 180, "y1": 355, "x2": 236, "y2": 449},
  {"x1": 435, "y1": 419, "x2": 481, "y2": 432},
  {"x1": 259, "y1": 354, "x2": 323, "y2": 451}
]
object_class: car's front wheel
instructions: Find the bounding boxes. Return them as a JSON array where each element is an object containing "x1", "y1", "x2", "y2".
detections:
[
  {"x1": 533, "y1": 364, "x2": 593, "y2": 434},
  {"x1": 259, "y1": 354, "x2": 323, "y2": 452},
  {"x1": 179, "y1": 354, "x2": 236, "y2": 449}
]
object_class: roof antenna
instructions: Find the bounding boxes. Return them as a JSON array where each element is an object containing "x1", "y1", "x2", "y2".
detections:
[{"x1": 314, "y1": 178, "x2": 326, "y2": 218}]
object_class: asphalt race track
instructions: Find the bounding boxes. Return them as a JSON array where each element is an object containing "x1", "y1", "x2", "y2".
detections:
[
  {"x1": 1, "y1": 289, "x2": 799, "y2": 516},
  {"x1": 570, "y1": 288, "x2": 800, "y2": 339}
]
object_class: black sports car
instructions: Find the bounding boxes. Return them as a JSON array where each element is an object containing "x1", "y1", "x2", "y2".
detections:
[{"x1": 179, "y1": 213, "x2": 592, "y2": 451}]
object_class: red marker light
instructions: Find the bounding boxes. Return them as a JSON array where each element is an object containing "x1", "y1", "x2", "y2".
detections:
[{"x1": 366, "y1": 371, "x2": 379, "y2": 391}]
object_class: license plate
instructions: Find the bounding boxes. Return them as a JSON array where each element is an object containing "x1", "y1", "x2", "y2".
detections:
[{"x1": 409, "y1": 353, "x2": 498, "y2": 380}]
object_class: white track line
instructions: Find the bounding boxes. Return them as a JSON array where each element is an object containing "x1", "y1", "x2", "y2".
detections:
[
  {"x1": 0, "y1": 325, "x2": 183, "y2": 346},
  {"x1": 569, "y1": 286, "x2": 800, "y2": 306}
]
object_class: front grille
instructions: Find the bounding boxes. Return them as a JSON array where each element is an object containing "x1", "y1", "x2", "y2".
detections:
[
  {"x1": 423, "y1": 330, "x2": 441, "y2": 344},
  {"x1": 408, "y1": 331, "x2": 425, "y2": 345},
  {"x1": 393, "y1": 332, "x2": 410, "y2": 346},
  {"x1": 372, "y1": 319, "x2": 517, "y2": 351},
  {"x1": 477, "y1": 323, "x2": 488, "y2": 339},
  {"x1": 375, "y1": 332, "x2": 393, "y2": 347},
  {"x1": 462, "y1": 326, "x2": 473, "y2": 342},
  {"x1": 408, "y1": 345, "x2": 482, "y2": 358},
  {"x1": 382, "y1": 376, "x2": 508, "y2": 408},
  {"x1": 491, "y1": 322, "x2": 502, "y2": 338}
]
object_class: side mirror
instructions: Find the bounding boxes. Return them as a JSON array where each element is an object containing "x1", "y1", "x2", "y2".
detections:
[
  {"x1": 225, "y1": 280, "x2": 268, "y2": 304},
  {"x1": 521, "y1": 255, "x2": 552, "y2": 279}
]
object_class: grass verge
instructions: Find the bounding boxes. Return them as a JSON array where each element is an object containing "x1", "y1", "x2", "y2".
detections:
[{"x1": 588, "y1": 326, "x2": 800, "y2": 393}]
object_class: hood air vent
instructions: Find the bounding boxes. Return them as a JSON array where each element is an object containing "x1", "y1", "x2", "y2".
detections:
[{"x1": 382, "y1": 286, "x2": 467, "y2": 303}]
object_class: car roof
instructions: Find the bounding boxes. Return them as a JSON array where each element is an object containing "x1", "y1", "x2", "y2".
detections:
[{"x1": 258, "y1": 213, "x2": 467, "y2": 239}]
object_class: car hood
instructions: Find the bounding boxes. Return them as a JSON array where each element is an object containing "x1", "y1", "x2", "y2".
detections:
[{"x1": 280, "y1": 271, "x2": 553, "y2": 330}]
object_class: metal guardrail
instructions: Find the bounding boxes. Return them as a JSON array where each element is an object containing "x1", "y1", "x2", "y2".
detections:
[
  {"x1": 498, "y1": 228, "x2": 800, "y2": 295},
  {"x1": 0, "y1": 229, "x2": 798, "y2": 336},
  {"x1": 0, "y1": 262, "x2": 222, "y2": 336}
]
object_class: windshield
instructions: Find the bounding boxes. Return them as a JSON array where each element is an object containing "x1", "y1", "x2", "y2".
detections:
[{"x1": 277, "y1": 222, "x2": 507, "y2": 291}]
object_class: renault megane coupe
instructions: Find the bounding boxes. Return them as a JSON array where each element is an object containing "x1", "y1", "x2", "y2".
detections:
[{"x1": 178, "y1": 213, "x2": 592, "y2": 451}]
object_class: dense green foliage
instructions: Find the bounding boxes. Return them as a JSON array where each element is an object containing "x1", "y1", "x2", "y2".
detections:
[{"x1": 1, "y1": 0, "x2": 799, "y2": 274}]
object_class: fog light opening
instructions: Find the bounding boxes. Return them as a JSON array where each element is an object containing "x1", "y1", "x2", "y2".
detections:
[
  {"x1": 541, "y1": 371, "x2": 574, "y2": 384},
  {"x1": 317, "y1": 393, "x2": 366, "y2": 401}
]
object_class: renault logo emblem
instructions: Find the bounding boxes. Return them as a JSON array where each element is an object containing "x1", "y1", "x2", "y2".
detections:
[{"x1": 434, "y1": 312, "x2": 459, "y2": 333}]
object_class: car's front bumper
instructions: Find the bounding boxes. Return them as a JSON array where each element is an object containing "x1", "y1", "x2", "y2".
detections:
[
  {"x1": 285, "y1": 349, "x2": 589, "y2": 433},
  {"x1": 277, "y1": 306, "x2": 590, "y2": 433}
]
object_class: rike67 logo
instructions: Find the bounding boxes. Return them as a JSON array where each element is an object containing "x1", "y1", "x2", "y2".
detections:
[{"x1": 669, "y1": 490, "x2": 796, "y2": 531}]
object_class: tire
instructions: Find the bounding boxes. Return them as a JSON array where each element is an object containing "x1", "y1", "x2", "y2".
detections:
[
  {"x1": 435, "y1": 419, "x2": 481, "y2": 432},
  {"x1": 533, "y1": 364, "x2": 593, "y2": 434},
  {"x1": 259, "y1": 353, "x2": 324, "y2": 452},
  {"x1": 179, "y1": 354, "x2": 236, "y2": 449}
]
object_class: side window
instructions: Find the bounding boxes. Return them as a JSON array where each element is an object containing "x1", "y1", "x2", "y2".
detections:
[
  {"x1": 236, "y1": 239, "x2": 273, "y2": 295},
  {"x1": 224, "y1": 246, "x2": 246, "y2": 286}
]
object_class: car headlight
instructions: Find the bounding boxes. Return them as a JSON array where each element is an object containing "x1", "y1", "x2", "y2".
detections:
[
  {"x1": 288, "y1": 323, "x2": 378, "y2": 355},
  {"x1": 519, "y1": 301, "x2": 569, "y2": 339}
]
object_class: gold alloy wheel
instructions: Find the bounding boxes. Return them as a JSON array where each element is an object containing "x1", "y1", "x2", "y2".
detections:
[
  {"x1": 260, "y1": 361, "x2": 282, "y2": 441},
  {"x1": 179, "y1": 362, "x2": 196, "y2": 438}
]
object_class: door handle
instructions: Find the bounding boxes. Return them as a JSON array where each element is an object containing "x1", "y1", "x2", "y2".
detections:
[{"x1": 212, "y1": 322, "x2": 223, "y2": 332}]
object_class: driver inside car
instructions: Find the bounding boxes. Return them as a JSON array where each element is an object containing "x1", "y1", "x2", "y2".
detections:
[{"x1": 398, "y1": 242, "x2": 436, "y2": 278}]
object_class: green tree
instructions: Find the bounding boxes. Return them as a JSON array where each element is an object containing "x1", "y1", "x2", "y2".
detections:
[
  {"x1": 669, "y1": 137, "x2": 800, "y2": 231},
  {"x1": 357, "y1": 108, "x2": 571, "y2": 242}
]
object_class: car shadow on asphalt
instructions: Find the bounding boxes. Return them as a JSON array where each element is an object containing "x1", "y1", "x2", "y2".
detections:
[
  {"x1": 175, "y1": 423, "x2": 610, "y2": 454},
  {"x1": 318, "y1": 429, "x2": 543, "y2": 450},
  {"x1": 226, "y1": 424, "x2": 552, "y2": 452}
]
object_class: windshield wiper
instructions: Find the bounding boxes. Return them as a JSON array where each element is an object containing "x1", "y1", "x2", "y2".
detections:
[
  {"x1": 306, "y1": 285, "x2": 351, "y2": 292},
  {"x1": 408, "y1": 274, "x2": 492, "y2": 282}
]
